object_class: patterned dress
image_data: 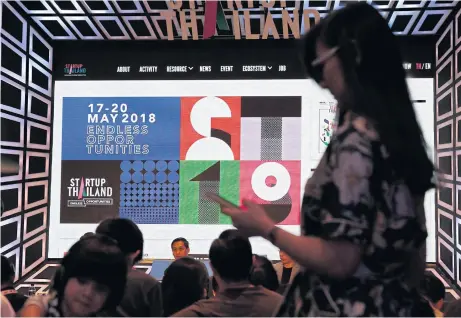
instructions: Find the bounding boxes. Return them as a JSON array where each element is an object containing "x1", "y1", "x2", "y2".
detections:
[{"x1": 276, "y1": 113, "x2": 433, "y2": 317}]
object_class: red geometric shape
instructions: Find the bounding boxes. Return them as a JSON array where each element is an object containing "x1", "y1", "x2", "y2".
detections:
[
  {"x1": 203, "y1": 0, "x2": 218, "y2": 39},
  {"x1": 180, "y1": 97, "x2": 241, "y2": 160},
  {"x1": 240, "y1": 161, "x2": 301, "y2": 225}
]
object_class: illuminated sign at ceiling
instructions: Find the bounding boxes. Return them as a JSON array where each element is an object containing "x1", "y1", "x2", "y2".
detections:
[{"x1": 7, "y1": 0, "x2": 458, "y2": 40}]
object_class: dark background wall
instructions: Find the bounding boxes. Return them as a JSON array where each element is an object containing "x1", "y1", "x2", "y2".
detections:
[
  {"x1": 1, "y1": 1, "x2": 53, "y2": 283},
  {"x1": 435, "y1": 7, "x2": 461, "y2": 291}
]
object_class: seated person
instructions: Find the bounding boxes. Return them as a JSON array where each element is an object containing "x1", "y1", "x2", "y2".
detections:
[
  {"x1": 250, "y1": 255, "x2": 279, "y2": 292},
  {"x1": 96, "y1": 218, "x2": 162, "y2": 317},
  {"x1": 421, "y1": 273, "x2": 445, "y2": 317},
  {"x1": 172, "y1": 229, "x2": 282, "y2": 317},
  {"x1": 171, "y1": 237, "x2": 190, "y2": 260},
  {"x1": 273, "y1": 249, "x2": 300, "y2": 293},
  {"x1": 1, "y1": 255, "x2": 27, "y2": 312},
  {"x1": 162, "y1": 257, "x2": 209, "y2": 316},
  {"x1": 80, "y1": 232, "x2": 94, "y2": 240},
  {"x1": 21, "y1": 234, "x2": 126, "y2": 317}
]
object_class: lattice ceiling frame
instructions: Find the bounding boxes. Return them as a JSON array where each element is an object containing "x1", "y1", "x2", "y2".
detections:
[{"x1": 4, "y1": 0, "x2": 460, "y2": 41}]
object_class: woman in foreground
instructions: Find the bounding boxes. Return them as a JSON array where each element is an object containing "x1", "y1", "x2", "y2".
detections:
[
  {"x1": 20, "y1": 234, "x2": 127, "y2": 317},
  {"x1": 221, "y1": 2, "x2": 434, "y2": 317}
]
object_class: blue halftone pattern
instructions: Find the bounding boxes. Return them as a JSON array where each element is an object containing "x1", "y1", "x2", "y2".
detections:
[
  {"x1": 119, "y1": 160, "x2": 179, "y2": 223},
  {"x1": 119, "y1": 207, "x2": 179, "y2": 224}
]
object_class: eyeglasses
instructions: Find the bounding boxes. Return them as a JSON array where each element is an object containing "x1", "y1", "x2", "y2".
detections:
[
  {"x1": 309, "y1": 46, "x2": 340, "y2": 82},
  {"x1": 310, "y1": 46, "x2": 339, "y2": 82},
  {"x1": 311, "y1": 46, "x2": 340, "y2": 67}
]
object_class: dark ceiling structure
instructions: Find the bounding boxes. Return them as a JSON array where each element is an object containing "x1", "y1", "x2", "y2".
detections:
[{"x1": 2, "y1": 0, "x2": 459, "y2": 42}]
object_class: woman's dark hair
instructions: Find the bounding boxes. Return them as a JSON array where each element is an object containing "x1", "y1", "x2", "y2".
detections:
[
  {"x1": 162, "y1": 257, "x2": 209, "y2": 316},
  {"x1": 249, "y1": 255, "x2": 279, "y2": 292},
  {"x1": 302, "y1": 21, "x2": 324, "y2": 83},
  {"x1": 51, "y1": 234, "x2": 127, "y2": 312},
  {"x1": 1, "y1": 255, "x2": 15, "y2": 284},
  {"x1": 302, "y1": 2, "x2": 434, "y2": 195},
  {"x1": 421, "y1": 272, "x2": 445, "y2": 304},
  {"x1": 96, "y1": 218, "x2": 144, "y2": 263}
]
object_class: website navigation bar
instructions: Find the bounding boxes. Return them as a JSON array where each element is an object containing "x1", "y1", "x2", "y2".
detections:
[{"x1": 114, "y1": 64, "x2": 288, "y2": 74}]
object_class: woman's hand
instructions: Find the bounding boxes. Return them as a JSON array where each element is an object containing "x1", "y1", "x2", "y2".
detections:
[{"x1": 221, "y1": 199, "x2": 276, "y2": 238}]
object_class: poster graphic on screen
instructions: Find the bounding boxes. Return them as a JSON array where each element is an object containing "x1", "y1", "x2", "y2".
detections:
[
  {"x1": 61, "y1": 97, "x2": 180, "y2": 160},
  {"x1": 179, "y1": 160, "x2": 237, "y2": 225},
  {"x1": 240, "y1": 161, "x2": 301, "y2": 225},
  {"x1": 318, "y1": 101, "x2": 337, "y2": 152},
  {"x1": 180, "y1": 97, "x2": 241, "y2": 160},
  {"x1": 60, "y1": 96, "x2": 302, "y2": 225},
  {"x1": 60, "y1": 161, "x2": 120, "y2": 223},
  {"x1": 119, "y1": 160, "x2": 180, "y2": 224}
]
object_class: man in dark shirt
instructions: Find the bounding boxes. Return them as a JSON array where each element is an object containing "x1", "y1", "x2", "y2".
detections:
[
  {"x1": 173, "y1": 230, "x2": 282, "y2": 317},
  {"x1": 1, "y1": 255, "x2": 27, "y2": 313},
  {"x1": 96, "y1": 218, "x2": 162, "y2": 317}
]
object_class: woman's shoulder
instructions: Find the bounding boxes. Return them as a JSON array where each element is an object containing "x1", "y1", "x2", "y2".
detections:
[
  {"x1": 336, "y1": 113, "x2": 379, "y2": 140},
  {"x1": 330, "y1": 115, "x2": 376, "y2": 156},
  {"x1": 346, "y1": 112, "x2": 377, "y2": 133},
  {"x1": 332, "y1": 113, "x2": 385, "y2": 157}
]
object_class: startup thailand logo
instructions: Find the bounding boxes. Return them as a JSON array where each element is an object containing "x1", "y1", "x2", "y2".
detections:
[
  {"x1": 67, "y1": 177, "x2": 113, "y2": 207},
  {"x1": 64, "y1": 64, "x2": 86, "y2": 77}
]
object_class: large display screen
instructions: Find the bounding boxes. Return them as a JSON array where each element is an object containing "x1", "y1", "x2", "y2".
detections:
[{"x1": 49, "y1": 78, "x2": 435, "y2": 261}]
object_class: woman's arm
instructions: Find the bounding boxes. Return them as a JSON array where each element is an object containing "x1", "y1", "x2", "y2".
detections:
[
  {"x1": 265, "y1": 226, "x2": 362, "y2": 280},
  {"x1": 264, "y1": 127, "x2": 372, "y2": 279},
  {"x1": 223, "y1": 124, "x2": 374, "y2": 280},
  {"x1": 20, "y1": 301, "x2": 46, "y2": 317},
  {"x1": 20, "y1": 304, "x2": 44, "y2": 317},
  {"x1": 19, "y1": 294, "x2": 48, "y2": 317}
]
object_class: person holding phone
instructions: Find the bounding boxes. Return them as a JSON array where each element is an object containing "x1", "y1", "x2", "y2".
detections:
[
  {"x1": 211, "y1": 3, "x2": 434, "y2": 317},
  {"x1": 1, "y1": 256, "x2": 27, "y2": 313}
]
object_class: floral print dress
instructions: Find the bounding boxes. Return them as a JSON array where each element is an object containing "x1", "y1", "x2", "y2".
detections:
[{"x1": 276, "y1": 113, "x2": 433, "y2": 317}]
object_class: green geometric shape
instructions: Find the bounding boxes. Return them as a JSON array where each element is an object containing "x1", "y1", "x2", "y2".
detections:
[
  {"x1": 216, "y1": 2, "x2": 230, "y2": 31},
  {"x1": 179, "y1": 160, "x2": 239, "y2": 224}
]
